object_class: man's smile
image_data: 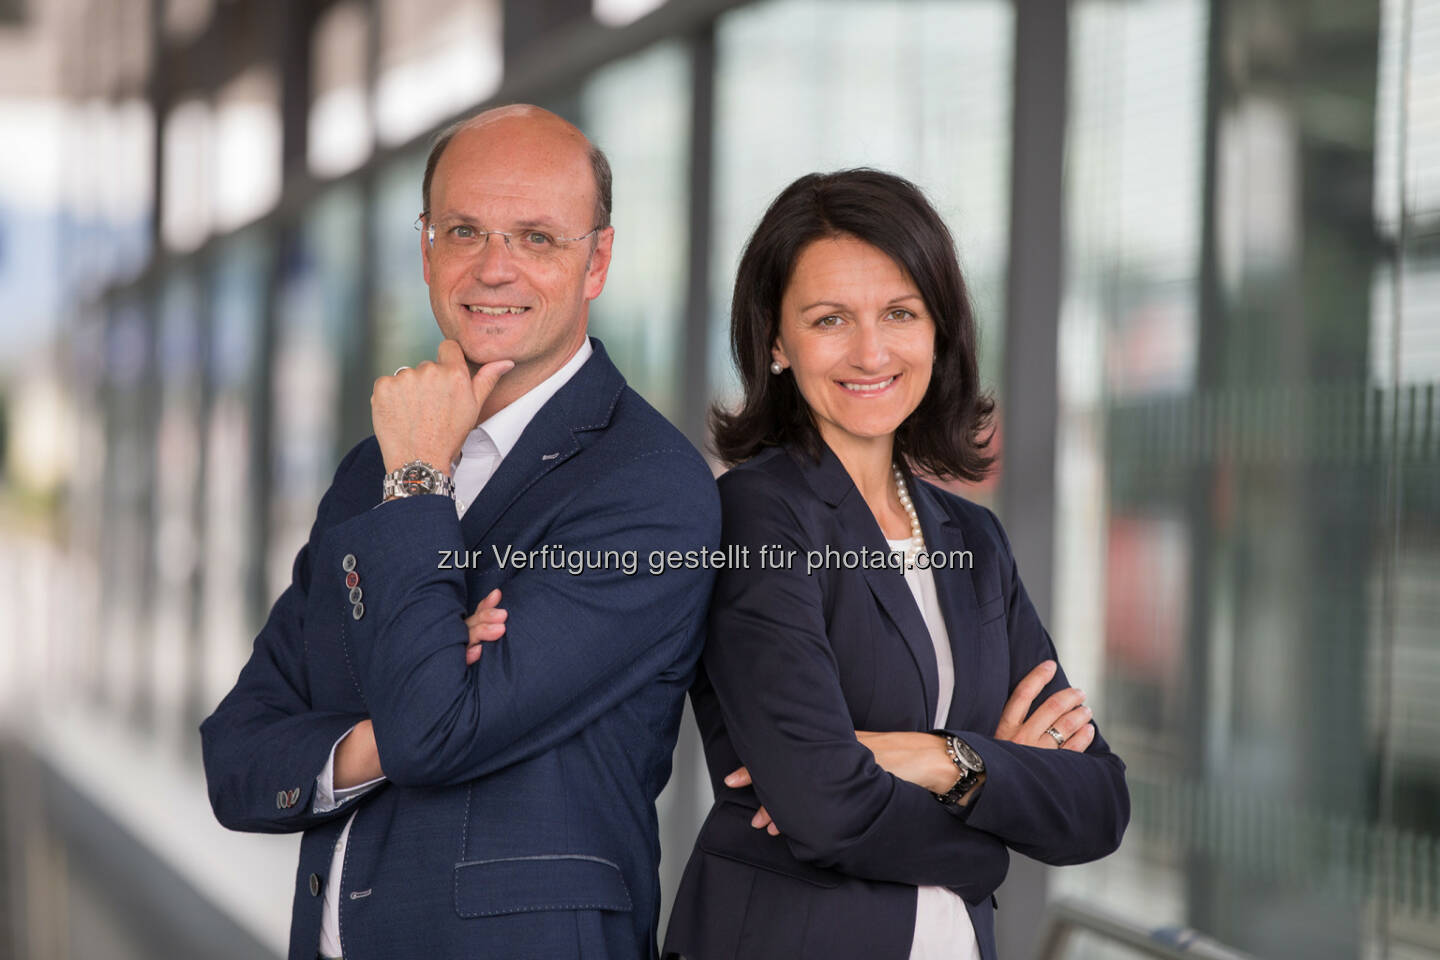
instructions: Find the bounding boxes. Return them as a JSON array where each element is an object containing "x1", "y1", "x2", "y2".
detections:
[{"x1": 465, "y1": 304, "x2": 530, "y2": 315}]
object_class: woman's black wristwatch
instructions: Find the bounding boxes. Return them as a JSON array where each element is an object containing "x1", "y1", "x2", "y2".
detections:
[{"x1": 934, "y1": 734, "x2": 985, "y2": 806}]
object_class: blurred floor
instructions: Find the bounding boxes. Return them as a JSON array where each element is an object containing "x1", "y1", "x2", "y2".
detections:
[{"x1": 0, "y1": 739, "x2": 281, "y2": 960}]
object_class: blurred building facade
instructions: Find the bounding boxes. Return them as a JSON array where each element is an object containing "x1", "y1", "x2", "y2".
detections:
[{"x1": 0, "y1": 0, "x2": 1436, "y2": 958}]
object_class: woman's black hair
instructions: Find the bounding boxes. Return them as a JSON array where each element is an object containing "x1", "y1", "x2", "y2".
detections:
[{"x1": 711, "y1": 168, "x2": 995, "y2": 482}]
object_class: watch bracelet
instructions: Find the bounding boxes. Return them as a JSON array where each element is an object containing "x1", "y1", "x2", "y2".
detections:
[{"x1": 934, "y1": 734, "x2": 979, "y2": 806}]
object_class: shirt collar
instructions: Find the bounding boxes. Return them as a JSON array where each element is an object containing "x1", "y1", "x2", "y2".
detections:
[{"x1": 467, "y1": 337, "x2": 593, "y2": 461}]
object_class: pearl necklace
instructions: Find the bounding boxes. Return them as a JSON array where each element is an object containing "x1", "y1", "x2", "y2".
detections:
[{"x1": 892, "y1": 462, "x2": 925, "y2": 569}]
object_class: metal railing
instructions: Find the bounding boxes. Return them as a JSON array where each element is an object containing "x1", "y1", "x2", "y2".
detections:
[{"x1": 1037, "y1": 897, "x2": 1261, "y2": 960}]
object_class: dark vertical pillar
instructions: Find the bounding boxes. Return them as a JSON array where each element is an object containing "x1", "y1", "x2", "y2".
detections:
[
  {"x1": 997, "y1": 1, "x2": 1068, "y2": 956},
  {"x1": 680, "y1": 23, "x2": 715, "y2": 450},
  {"x1": 1180, "y1": 0, "x2": 1227, "y2": 938},
  {"x1": 277, "y1": 1, "x2": 316, "y2": 181},
  {"x1": 657, "y1": 18, "x2": 719, "y2": 934}
]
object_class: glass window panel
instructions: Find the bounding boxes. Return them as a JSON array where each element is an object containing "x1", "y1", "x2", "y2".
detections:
[
  {"x1": 310, "y1": 1, "x2": 373, "y2": 178},
  {"x1": 213, "y1": 66, "x2": 283, "y2": 233},
  {"x1": 151, "y1": 268, "x2": 205, "y2": 742},
  {"x1": 268, "y1": 186, "x2": 366, "y2": 599},
  {"x1": 162, "y1": 98, "x2": 212, "y2": 253},
  {"x1": 64, "y1": 301, "x2": 109, "y2": 710},
  {"x1": 1375, "y1": 0, "x2": 1440, "y2": 951},
  {"x1": 1054, "y1": 1, "x2": 1440, "y2": 956},
  {"x1": 0, "y1": 99, "x2": 65, "y2": 362},
  {"x1": 201, "y1": 229, "x2": 268, "y2": 715},
  {"x1": 1051, "y1": 0, "x2": 1215, "y2": 933},
  {"x1": 99, "y1": 295, "x2": 153, "y2": 720},
  {"x1": 712, "y1": 0, "x2": 1014, "y2": 408},
  {"x1": 581, "y1": 40, "x2": 691, "y2": 419},
  {"x1": 107, "y1": 98, "x2": 155, "y2": 281},
  {"x1": 1374, "y1": 0, "x2": 1440, "y2": 388},
  {"x1": 62, "y1": 98, "x2": 154, "y2": 293},
  {"x1": 372, "y1": 149, "x2": 441, "y2": 376},
  {"x1": 374, "y1": 0, "x2": 501, "y2": 146}
]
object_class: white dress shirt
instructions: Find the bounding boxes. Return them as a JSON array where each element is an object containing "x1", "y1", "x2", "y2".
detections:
[
  {"x1": 888, "y1": 537, "x2": 981, "y2": 960},
  {"x1": 314, "y1": 339, "x2": 593, "y2": 957}
]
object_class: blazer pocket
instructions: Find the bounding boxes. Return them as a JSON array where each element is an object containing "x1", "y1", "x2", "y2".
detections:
[
  {"x1": 697, "y1": 802, "x2": 840, "y2": 889},
  {"x1": 453, "y1": 854, "x2": 633, "y2": 918},
  {"x1": 976, "y1": 594, "x2": 1006, "y2": 626}
]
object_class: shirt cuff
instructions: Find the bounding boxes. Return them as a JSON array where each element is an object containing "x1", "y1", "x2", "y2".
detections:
[{"x1": 313, "y1": 724, "x2": 388, "y2": 814}]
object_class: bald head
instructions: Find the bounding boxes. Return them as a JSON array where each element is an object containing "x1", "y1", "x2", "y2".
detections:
[{"x1": 422, "y1": 104, "x2": 612, "y2": 231}]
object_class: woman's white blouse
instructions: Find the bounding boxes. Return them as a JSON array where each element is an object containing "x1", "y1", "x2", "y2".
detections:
[{"x1": 888, "y1": 536, "x2": 982, "y2": 960}]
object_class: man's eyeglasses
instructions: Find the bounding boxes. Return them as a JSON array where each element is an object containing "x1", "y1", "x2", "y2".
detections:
[{"x1": 416, "y1": 213, "x2": 601, "y2": 263}]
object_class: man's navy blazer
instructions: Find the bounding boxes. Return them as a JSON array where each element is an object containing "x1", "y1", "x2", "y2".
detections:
[
  {"x1": 200, "y1": 340, "x2": 721, "y2": 960},
  {"x1": 664, "y1": 443, "x2": 1129, "y2": 960}
]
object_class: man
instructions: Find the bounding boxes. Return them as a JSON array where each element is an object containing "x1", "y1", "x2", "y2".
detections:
[{"x1": 200, "y1": 104, "x2": 720, "y2": 960}]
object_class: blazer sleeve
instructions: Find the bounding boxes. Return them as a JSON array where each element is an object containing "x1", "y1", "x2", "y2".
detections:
[
  {"x1": 702, "y1": 469, "x2": 1009, "y2": 900},
  {"x1": 199, "y1": 443, "x2": 376, "y2": 834},
  {"x1": 330, "y1": 449, "x2": 720, "y2": 788},
  {"x1": 939, "y1": 507, "x2": 1130, "y2": 866}
]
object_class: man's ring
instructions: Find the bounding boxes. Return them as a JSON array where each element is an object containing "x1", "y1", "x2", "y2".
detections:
[
  {"x1": 1044, "y1": 727, "x2": 1066, "y2": 747},
  {"x1": 394, "y1": 365, "x2": 411, "y2": 375}
]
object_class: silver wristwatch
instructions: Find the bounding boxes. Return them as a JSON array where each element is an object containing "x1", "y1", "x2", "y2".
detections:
[
  {"x1": 934, "y1": 734, "x2": 985, "y2": 806},
  {"x1": 382, "y1": 460, "x2": 456, "y2": 501}
]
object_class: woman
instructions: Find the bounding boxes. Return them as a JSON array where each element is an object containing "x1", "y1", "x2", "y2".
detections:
[{"x1": 663, "y1": 170, "x2": 1129, "y2": 960}]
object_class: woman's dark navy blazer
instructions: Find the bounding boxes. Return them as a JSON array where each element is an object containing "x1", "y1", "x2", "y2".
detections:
[{"x1": 664, "y1": 443, "x2": 1130, "y2": 960}]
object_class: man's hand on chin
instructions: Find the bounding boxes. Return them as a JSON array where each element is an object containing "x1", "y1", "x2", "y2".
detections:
[{"x1": 371, "y1": 339, "x2": 513, "y2": 473}]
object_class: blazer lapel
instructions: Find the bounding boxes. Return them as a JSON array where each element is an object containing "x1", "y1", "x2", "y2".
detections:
[
  {"x1": 910, "y1": 480, "x2": 983, "y2": 731},
  {"x1": 861, "y1": 551, "x2": 939, "y2": 728},
  {"x1": 459, "y1": 339, "x2": 626, "y2": 548},
  {"x1": 790, "y1": 445, "x2": 939, "y2": 727},
  {"x1": 458, "y1": 415, "x2": 578, "y2": 546}
]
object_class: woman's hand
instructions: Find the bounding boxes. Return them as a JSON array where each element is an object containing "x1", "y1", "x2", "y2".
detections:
[
  {"x1": 722, "y1": 766, "x2": 781, "y2": 835},
  {"x1": 464, "y1": 588, "x2": 507, "y2": 665},
  {"x1": 994, "y1": 659, "x2": 1094, "y2": 752}
]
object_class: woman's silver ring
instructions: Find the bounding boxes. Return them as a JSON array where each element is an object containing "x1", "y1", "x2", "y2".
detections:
[
  {"x1": 393, "y1": 365, "x2": 411, "y2": 375},
  {"x1": 1045, "y1": 727, "x2": 1066, "y2": 747}
]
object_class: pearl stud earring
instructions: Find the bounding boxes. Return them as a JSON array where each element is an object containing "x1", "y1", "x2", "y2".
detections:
[{"x1": 770, "y1": 361, "x2": 784, "y2": 374}]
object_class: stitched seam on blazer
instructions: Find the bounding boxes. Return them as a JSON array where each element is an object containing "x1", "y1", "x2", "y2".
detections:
[
  {"x1": 458, "y1": 782, "x2": 473, "y2": 871},
  {"x1": 452, "y1": 853, "x2": 633, "y2": 916},
  {"x1": 458, "y1": 902, "x2": 627, "y2": 917},
  {"x1": 526, "y1": 446, "x2": 703, "y2": 529},
  {"x1": 457, "y1": 853, "x2": 626, "y2": 868},
  {"x1": 571, "y1": 381, "x2": 627, "y2": 433},
  {"x1": 976, "y1": 596, "x2": 1006, "y2": 626},
  {"x1": 572, "y1": 447, "x2": 701, "y2": 497},
  {"x1": 337, "y1": 612, "x2": 367, "y2": 704},
  {"x1": 506, "y1": 445, "x2": 706, "y2": 543},
  {"x1": 560, "y1": 733, "x2": 574, "y2": 864},
  {"x1": 338, "y1": 795, "x2": 356, "y2": 949}
]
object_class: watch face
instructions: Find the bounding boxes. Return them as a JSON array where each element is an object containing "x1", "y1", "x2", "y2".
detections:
[
  {"x1": 400, "y1": 464, "x2": 436, "y2": 494},
  {"x1": 952, "y1": 738, "x2": 984, "y2": 772}
]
